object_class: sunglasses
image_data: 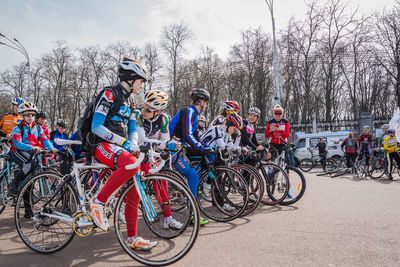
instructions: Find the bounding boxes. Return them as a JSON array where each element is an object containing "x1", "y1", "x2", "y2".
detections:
[
  {"x1": 274, "y1": 111, "x2": 283, "y2": 115},
  {"x1": 23, "y1": 112, "x2": 36, "y2": 117},
  {"x1": 143, "y1": 108, "x2": 155, "y2": 113}
]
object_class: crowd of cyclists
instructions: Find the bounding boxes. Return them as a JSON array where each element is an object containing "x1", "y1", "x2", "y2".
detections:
[
  {"x1": 0, "y1": 56, "x2": 396, "y2": 265},
  {"x1": 302, "y1": 124, "x2": 400, "y2": 180}
]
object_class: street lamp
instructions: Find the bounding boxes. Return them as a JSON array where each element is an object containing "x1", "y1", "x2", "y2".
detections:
[
  {"x1": 264, "y1": 0, "x2": 281, "y2": 106},
  {"x1": 0, "y1": 33, "x2": 32, "y2": 98}
]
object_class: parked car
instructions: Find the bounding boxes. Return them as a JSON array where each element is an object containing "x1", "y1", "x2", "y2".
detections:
[{"x1": 294, "y1": 131, "x2": 349, "y2": 165}]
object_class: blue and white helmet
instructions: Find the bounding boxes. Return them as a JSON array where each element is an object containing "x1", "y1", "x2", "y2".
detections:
[{"x1": 12, "y1": 97, "x2": 25, "y2": 105}]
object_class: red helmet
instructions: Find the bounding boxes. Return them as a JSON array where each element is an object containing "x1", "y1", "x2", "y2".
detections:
[
  {"x1": 223, "y1": 101, "x2": 240, "y2": 113},
  {"x1": 226, "y1": 113, "x2": 243, "y2": 129}
]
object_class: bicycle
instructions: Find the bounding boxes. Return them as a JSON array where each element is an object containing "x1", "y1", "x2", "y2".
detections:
[
  {"x1": 14, "y1": 140, "x2": 200, "y2": 266},
  {"x1": 271, "y1": 138, "x2": 306, "y2": 206},
  {"x1": 0, "y1": 149, "x2": 54, "y2": 216},
  {"x1": 183, "y1": 147, "x2": 250, "y2": 222},
  {"x1": 299, "y1": 148, "x2": 338, "y2": 173},
  {"x1": 251, "y1": 147, "x2": 290, "y2": 206}
]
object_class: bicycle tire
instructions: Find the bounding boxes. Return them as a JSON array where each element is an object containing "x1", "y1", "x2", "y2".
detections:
[
  {"x1": 258, "y1": 163, "x2": 289, "y2": 205},
  {"x1": 299, "y1": 158, "x2": 313, "y2": 172},
  {"x1": 232, "y1": 164, "x2": 264, "y2": 216},
  {"x1": 369, "y1": 158, "x2": 385, "y2": 179},
  {"x1": 0, "y1": 177, "x2": 6, "y2": 214},
  {"x1": 197, "y1": 165, "x2": 249, "y2": 222},
  {"x1": 279, "y1": 166, "x2": 306, "y2": 206},
  {"x1": 114, "y1": 174, "x2": 200, "y2": 266},
  {"x1": 15, "y1": 172, "x2": 78, "y2": 254}
]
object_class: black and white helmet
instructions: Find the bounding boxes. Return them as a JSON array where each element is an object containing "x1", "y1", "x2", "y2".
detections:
[
  {"x1": 248, "y1": 107, "x2": 261, "y2": 116},
  {"x1": 118, "y1": 58, "x2": 149, "y2": 82},
  {"x1": 198, "y1": 115, "x2": 207, "y2": 123}
]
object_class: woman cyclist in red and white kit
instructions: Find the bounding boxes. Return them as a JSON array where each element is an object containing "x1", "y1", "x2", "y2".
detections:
[
  {"x1": 265, "y1": 105, "x2": 290, "y2": 157},
  {"x1": 88, "y1": 58, "x2": 158, "y2": 250}
]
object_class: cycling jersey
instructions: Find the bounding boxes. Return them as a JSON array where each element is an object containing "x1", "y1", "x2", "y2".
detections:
[
  {"x1": 196, "y1": 126, "x2": 206, "y2": 139},
  {"x1": 136, "y1": 110, "x2": 169, "y2": 146},
  {"x1": 383, "y1": 136, "x2": 398, "y2": 153},
  {"x1": 11, "y1": 121, "x2": 54, "y2": 152},
  {"x1": 265, "y1": 118, "x2": 290, "y2": 144},
  {"x1": 240, "y1": 119, "x2": 260, "y2": 150},
  {"x1": 208, "y1": 115, "x2": 225, "y2": 129},
  {"x1": 200, "y1": 125, "x2": 240, "y2": 151},
  {"x1": 91, "y1": 83, "x2": 136, "y2": 147},
  {"x1": 0, "y1": 113, "x2": 22, "y2": 137},
  {"x1": 358, "y1": 133, "x2": 372, "y2": 152},
  {"x1": 315, "y1": 142, "x2": 327, "y2": 155},
  {"x1": 39, "y1": 123, "x2": 51, "y2": 140},
  {"x1": 169, "y1": 105, "x2": 208, "y2": 151}
]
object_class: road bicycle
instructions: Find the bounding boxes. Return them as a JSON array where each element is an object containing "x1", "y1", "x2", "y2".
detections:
[
  {"x1": 299, "y1": 148, "x2": 338, "y2": 172},
  {"x1": 270, "y1": 139, "x2": 306, "y2": 206},
  {"x1": 14, "y1": 139, "x2": 200, "y2": 266}
]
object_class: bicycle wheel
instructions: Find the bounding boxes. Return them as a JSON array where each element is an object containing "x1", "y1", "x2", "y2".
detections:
[
  {"x1": 232, "y1": 164, "x2": 264, "y2": 216},
  {"x1": 15, "y1": 172, "x2": 79, "y2": 254},
  {"x1": 326, "y1": 158, "x2": 338, "y2": 172},
  {"x1": 299, "y1": 158, "x2": 313, "y2": 172},
  {"x1": 197, "y1": 166, "x2": 249, "y2": 222},
  {"x1": 0, "y1": 177, "x2": 6, "y2": 214},
  {"x1": 114, "y1": 174, "x2": 200, "y2": 266},
  {"x1": 280, "y1": 166, "x2": 306, "y2": 206},
  {"x1": 258, "y1": 163, "x2": 289, "y2": 205},
  {"x1": 158, "y1": 169, "x2": 189, "y2": 212},
  {"x1": 369, "y1": 158, "x2": 385, "y2": 179},
  {"x1": 142, "y1": 174, "x2": 192, "y2": 239}
]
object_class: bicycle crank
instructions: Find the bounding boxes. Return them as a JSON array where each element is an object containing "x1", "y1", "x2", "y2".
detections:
[{"x1": 72, "y1": 212, "x2": 94, "y2": 237}]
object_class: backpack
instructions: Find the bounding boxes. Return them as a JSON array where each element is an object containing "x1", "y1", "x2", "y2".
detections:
[
  {"x1": 77, "y1": 86, "x2": 126, "y2": 155},
  {"x1": 346, "y1": 138, "x2": 356, "y2": 153}
]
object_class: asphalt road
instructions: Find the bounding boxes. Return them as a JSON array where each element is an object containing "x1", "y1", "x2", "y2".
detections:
[{"x1": 1, "y1": 170, "x2": 400, "y2": 267}]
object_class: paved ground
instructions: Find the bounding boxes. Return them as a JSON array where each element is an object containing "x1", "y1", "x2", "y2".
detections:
[{"x1": 1, "y1": 170, "x2": 400, "y2": 267}]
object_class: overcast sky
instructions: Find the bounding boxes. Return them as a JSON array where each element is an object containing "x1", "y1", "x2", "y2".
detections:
[{"x1": 0, "y1": 0, "x2": 396, "y2": 72}]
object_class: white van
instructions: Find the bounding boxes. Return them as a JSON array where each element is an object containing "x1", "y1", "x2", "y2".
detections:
[{"x1": 294, "y1": 131, "x2": 350, "y2": 164}]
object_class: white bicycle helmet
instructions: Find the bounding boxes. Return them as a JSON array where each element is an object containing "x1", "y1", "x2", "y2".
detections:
[
  {"x1": 382, "y1": 124, "x2": 390, "y2": 129},
  {"x1": 18, "y1": 102, "x2": 38, "y2": 114},
  {"x1": 144, "y1": 90, "x2": 169, "y2": 110},
  {"x1": 198, "y1": 115, "x2": 207, "y2": 123},
  {"x1": 12, "y1": 97, "x2": 25, "y2": 105},
  {"x1": 248, "y1": 107, "x2": 261, "y2": 116},
  {"x1": 118, "y1": 58, "x2": 149, "y2": 82}
]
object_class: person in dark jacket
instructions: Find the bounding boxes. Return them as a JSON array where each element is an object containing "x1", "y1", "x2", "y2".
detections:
[
  {"x1": 50, "y1": 120, "x2": 68, "y2": 152},
  {"x1": 341, "y1": 132, "x2": 358, "y2": 168}
]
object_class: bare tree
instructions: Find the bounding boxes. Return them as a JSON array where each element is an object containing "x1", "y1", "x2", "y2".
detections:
[{"x1": 160, "y1": 21, "x2": 192, "y2": 113}]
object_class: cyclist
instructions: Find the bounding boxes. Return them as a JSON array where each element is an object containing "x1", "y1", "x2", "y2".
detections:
[
  {"x1": 383, "y1": 129, "x2": 400, "y2": 180},
  {"x1": 8, "y1": 102, "x2": 57, "y2": 219},
  {"x1": 169, "y1": 88, "x2": 212, "y2": 225},
  {"x1": 341, "y1": 132, "x2": 358, "y2": 168},
  {"x1": 265, "y1": 105, "x2": 290, "y2": 158},
  {"x1": 241, "y1": 107, "x2": 265, "y2": 163},
  {"x1": 0, "y1": 97, "x2": 24, "y2": 152},
  {"x1": 200, "y1": 113, "x2": 243, "y2": 211},
  {"x1": 313, "y1": 137, "x2": 328, "y2": 172},
  {"x1": 88, "y1": 58, "x2": 158, "y2": 250},
  {"x1": 51, "y1": 120, "x2": 68, "y2": 152},
  {"x1": 196, "y1": 115, "x2": 207, "y2": 137},
  {"x1": 379, "y1": 124, "x2": 390, "y2": 147},
  {"x1": 208, "y1": 100, "x2": 240, "y2": 128},
  {"x1": 36, "y1": 112, "x2": 50, "y2": 140},
  {"x1": 135, "y1": 89, "x2": 183, "y2": 230},
  {"x1": 358, "y1": 125, "x2": 373, "y2": 172}
]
